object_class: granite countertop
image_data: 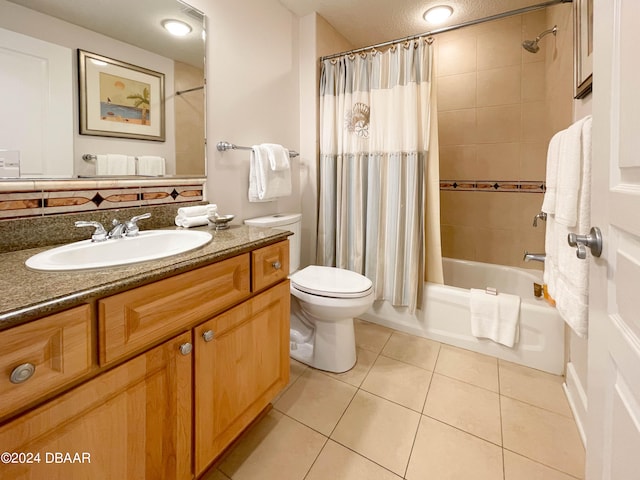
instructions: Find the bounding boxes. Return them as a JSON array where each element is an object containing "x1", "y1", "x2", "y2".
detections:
[{"x1": 0, "y1": 225, "x2": 290, "y2": 331}]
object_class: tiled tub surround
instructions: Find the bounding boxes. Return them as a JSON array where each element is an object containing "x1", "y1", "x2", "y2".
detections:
[
  {"x1": 0, "y1": 177, "x2": 205, "y2": 220},
  {"x1": 436, "y1": 6, "x2": 574, "y2": 269},
  {"x1": 0, "y1": 224, "x2": 289, "y2": 330}
]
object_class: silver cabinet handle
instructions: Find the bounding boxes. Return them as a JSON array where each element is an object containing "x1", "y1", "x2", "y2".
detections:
[
  {"x1": 10, "y1": 363, "x2": 36, "y2": 384},
  {"x1": 202, "y1": 330, "x2": 215, "y2": 342},
  {"x1": 272, "y1": 261, "x2": 282, "y2": 270},
  {"x1": 568, "y1": 227, "x2": 603, "y2": 259},
  {"x1": 178, "y1": 343, "x2": 193, "y2": 356}
]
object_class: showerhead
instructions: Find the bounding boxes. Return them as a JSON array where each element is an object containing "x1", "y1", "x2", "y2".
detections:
[
  {"x1": 522, "y1": 39, "x2": 540, "y2": 53},
  {"x1": 522, "y1": 25, "x2": 557, "y2": 53}
]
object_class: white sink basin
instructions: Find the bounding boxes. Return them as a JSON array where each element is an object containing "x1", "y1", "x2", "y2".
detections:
[{"x1": 26, "y1": 230, "x2": 213, "y2": 271}]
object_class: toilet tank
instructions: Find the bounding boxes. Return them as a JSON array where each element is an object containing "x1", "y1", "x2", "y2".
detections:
[{"x1": 244, "y1": 213, "x2": 301, "y2": 274}]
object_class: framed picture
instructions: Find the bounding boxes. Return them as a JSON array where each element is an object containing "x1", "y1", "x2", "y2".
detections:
[
  {"x1": 78, "y1": 50, "x2": 165, "y2": 141},
  {"x1": 574, "y1": 0, "x2": 593, "y2": 99}
]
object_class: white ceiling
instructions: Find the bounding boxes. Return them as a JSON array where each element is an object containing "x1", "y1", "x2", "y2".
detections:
[
  {"x1": 7, "y1": 0, "x2": 205, "y2": 67},
  {"x1": 278, "y1": 0, "x2": 558, "y2": 50}
]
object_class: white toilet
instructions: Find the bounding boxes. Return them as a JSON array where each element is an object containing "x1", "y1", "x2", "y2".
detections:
[{"x1": 244, "y1": 213, "x2": 374, "y2": 373}]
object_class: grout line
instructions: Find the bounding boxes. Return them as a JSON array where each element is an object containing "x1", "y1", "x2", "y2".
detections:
[
  {"x1": 502, "y1": 447, "x2": 584, "y2": 480},
  {"x1": 301, "y1": 436, "x2": 329, "y2": 480},
  {"x1": 497, "y1": 360, "x2": 506, "y2": 480},
  {"x1": 421, "y1": 412, "x2": 504, "y2": 449},
  {"x1": 327, "y1": 439, "x2": 405, "y2": 479}
]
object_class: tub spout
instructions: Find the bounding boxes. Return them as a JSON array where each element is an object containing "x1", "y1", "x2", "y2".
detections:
[{"x1": 523, "y1": 251, "x2": 546, "y2": 263}]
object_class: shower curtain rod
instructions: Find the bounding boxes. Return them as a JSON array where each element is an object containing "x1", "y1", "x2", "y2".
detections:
[{"x1": 320, "y1": 0, "x2": 572, "y2": 61}]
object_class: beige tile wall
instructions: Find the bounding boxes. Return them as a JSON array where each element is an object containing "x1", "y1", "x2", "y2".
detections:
[{"x1": 437, "y1": 6, "x2": 573, "y2": 269}]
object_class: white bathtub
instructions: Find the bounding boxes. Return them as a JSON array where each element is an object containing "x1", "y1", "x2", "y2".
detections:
[{"x1": 362, "y1": 257, "x2": 565, "y2": 374}]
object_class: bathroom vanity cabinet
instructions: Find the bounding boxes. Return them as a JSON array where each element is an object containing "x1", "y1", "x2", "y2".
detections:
[{"x1": 0, "y1": 237, "x2": 290, "y2": 479}]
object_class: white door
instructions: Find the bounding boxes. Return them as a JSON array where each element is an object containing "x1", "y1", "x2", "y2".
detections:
[
  {"x1": 586, "y1": 0, "x2": 640, "y2": 478},
  {"x1": 0, "y1": 27, "x2": 73, "y2": 177}
]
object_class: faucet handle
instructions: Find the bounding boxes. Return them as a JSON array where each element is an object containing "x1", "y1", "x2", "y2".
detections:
[
  {"x1": 125, "y1": 213, "x2": 151, "y2": 237},
  {"x1": 75, "y1": 221, "x2": 107, "y2": 242},
  {"x1": 533, "y1": 212, "x2": 547, "y2": 227}
]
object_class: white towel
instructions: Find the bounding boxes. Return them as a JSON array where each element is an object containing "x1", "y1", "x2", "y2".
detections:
[
  {"x1": 541, "y1": 130, "x2": 563, "y2": 215},
  {"x1": 262, "y1": 143, "x2": 290, "y2": 171},
  {"x1": 96, "y1": 154, "x2": 136, "y2": 175},
  {"x1": 248, "y1": 145, "x2": 291, "y2": 202},
  {"x1": 555, "y1": 116, "x2": 590, "y2": 227},
  {"x1": 546, "y1": 116, "x2": 592, "y2": 338},
  {"x1": 470, "y1": 289, "x2": 521, "y2": 348},
  {"x1": 177, "y1": 204, "x2": 217, "y2": 218},
  {"x1": 174, "y1": 215, "x2": 209, "y2": 228},
  {"x1": 137, "y1": 156, "x2": 165, "y2": 176}
]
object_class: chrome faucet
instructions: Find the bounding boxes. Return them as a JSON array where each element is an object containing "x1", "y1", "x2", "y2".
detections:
[
  {"x1": 523, "y1": 251, "x2": 546, "y2": 263},
  {"x1": 76, "y1": 213, "x2": 151, "y2": 241},
  {"x1": 108, "y1": 219, "x2": 127, "y2": 239},
  {"x1": 75, "y1": 221, "x2": 107, "y2": 242},
  {"x1": 533, "y1": 212, "x2": 547, "y2": 227},
  {"x1": 124, "y1": 213, "x2": 151, "y2": 237}
]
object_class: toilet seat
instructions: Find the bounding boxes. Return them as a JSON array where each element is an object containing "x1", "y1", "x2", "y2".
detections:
[{"x1": 290, "y1": 265, "x2": 373, "y2": 299}]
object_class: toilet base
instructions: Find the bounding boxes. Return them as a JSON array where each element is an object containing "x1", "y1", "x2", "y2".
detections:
[{"x1": 289, "y1": 312, "x2": 357, "y2": 373}]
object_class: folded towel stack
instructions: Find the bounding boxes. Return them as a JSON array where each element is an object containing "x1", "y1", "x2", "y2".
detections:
[
  {"x1": 249, "y1": 144, "x2": 292, "y2": 202},
  {"x1": 137, "y1": 156, "x2": 165, "y2": 176},
  {"x1": 96, "y1": 154, "x2": 136, "y2": 175},
  {"x1": 542, "y1": 115, "x2": 592, "y2": 338},
  {"x1": 175, "y1": 204, "x2": 217, "y2": 228},
  {"x1": 470, "y1": 288, "x2": 521, "y2": 348}
]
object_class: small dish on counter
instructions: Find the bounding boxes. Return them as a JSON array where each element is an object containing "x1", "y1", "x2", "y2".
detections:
[{"x1": 208, "y1": 213, "x2": 235, "y2": 230}]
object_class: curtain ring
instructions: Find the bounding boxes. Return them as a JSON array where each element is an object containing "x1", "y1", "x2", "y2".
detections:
[
  {"x1": 403, "y1": 41, "x2": 411, "y2": 50},
  {"x1": 426, "y1": 36, "x2": 435, "y2": 45}
]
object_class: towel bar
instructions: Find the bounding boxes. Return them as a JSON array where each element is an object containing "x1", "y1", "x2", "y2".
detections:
[{"x1": 216, "y1": 141, "x2": 299, "y2": 158}]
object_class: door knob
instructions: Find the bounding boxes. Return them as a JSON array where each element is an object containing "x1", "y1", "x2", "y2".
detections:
[{"x1": 567, "y1": 227, "x2": 602, "y2": 259}]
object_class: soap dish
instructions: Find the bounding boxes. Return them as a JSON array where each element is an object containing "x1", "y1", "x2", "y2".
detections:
[{"x1": 208, "y1": 213, "x2": 235, "y2": 230}]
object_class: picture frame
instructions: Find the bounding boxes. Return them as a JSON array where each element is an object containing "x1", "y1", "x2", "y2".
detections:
[
  {"x1": 574, "y1": 0, "x2": 593, "y2": 99},
  {"x1": 78, "y1": 50, "x2": 165, "y2": 141}
]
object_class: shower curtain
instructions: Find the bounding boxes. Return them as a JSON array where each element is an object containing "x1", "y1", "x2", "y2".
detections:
[{"x1": 317, "y1": 39, "x2": 443, "y2": 313}]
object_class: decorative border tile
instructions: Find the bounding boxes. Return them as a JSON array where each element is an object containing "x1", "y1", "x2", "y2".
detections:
[
  {"x1": 440, "y1": 180, "x2": 545, "y2": 193},
  {"x1": 0, "y1": 178, "x2": 205, "y2": 219}
]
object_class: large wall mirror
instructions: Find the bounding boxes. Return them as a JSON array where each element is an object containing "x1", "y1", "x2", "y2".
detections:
[{"x1": 0, "y1": 0, "x2": 205, "y2": 179}]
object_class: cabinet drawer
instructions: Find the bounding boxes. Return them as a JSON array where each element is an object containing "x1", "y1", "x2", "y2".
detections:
[
  {"x1": 251, "y1": 241, "x2": 289, "y2": 292},
  {"x1": 99, "y1": 254, "x2": 250, "y2": 366},
  {"x1": 0, "y1": 305, "x2": 93, "y2": 421}
]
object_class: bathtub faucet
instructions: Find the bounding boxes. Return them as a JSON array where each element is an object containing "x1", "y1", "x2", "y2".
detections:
[{"x1": 523, "y1": 251, "x2": 546, "y2": 263}]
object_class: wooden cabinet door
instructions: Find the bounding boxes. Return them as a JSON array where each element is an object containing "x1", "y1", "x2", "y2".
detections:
[
  {"x1": 0, "y1": 331, "x2": 193, "y2": 480},
  {"x1": 194, "y1": 281, "x2": 290, "y2": 475}
]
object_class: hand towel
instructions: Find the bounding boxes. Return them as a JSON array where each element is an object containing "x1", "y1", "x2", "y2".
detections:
[
  {"x1": 137, "y1": 156, "x2": 166, "y2": 176},
  {"x1": 177, "y1": 204, "x2": 217, "y2": 218},
  {"x1": 248, "y1": 145, "x2": 291, "y2": 202},
  {"x1": 262, "y1": 143, "x2": 290, "y2": 171},
  {"x1": 545, "y1": 116, "x2": 591, "y2": 338},
  {"x1": 541, "y1": 130, "x2": 564, "y2": 215},
  {"x1": 555, "y1": 115, "x2": 590, "y2": 227},
  {"x1": 174, "y1": 215, "x2": 209, "y2": 228},
  {"x1": 96, "y1": 154, "x2": 136, "y2": 175},
  {"x1": 470, "y1": 288, "x2": 521, "y2": 348}
]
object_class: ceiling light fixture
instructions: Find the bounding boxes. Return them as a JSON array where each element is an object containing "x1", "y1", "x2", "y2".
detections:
[
  {"x1": 423, "y1": 5, "x2": 453, "y2": 25},
  {"x1": 162, "y1": 19, "x2": 192, "y2": 37}
]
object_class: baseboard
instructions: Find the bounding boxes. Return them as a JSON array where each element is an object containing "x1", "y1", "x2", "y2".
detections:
[{"x1": 563, "y1": 361, "x2": 588, "y2": 447}]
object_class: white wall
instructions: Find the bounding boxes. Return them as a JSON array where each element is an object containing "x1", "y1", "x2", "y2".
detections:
[
  {"x1": 187, "y1": 0, "x2": 301, "y2": 225},
  {"x1": 298, "y1": 13, "x2": 353, "y2": 266}
]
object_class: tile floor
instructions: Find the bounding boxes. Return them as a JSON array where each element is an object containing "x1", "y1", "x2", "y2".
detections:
[{"x1": 205, "y1": 319, "x2": 585, "y2": 480}]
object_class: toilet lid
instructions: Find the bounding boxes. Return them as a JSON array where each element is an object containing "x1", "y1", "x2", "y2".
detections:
[{"x1": 290, "y1": 265, "x2": 373, "y2": 299}]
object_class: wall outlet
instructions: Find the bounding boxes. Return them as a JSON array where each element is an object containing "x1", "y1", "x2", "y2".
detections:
[{"x1": 0, "y1": 150, "x2": 20, "y2": 178}]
